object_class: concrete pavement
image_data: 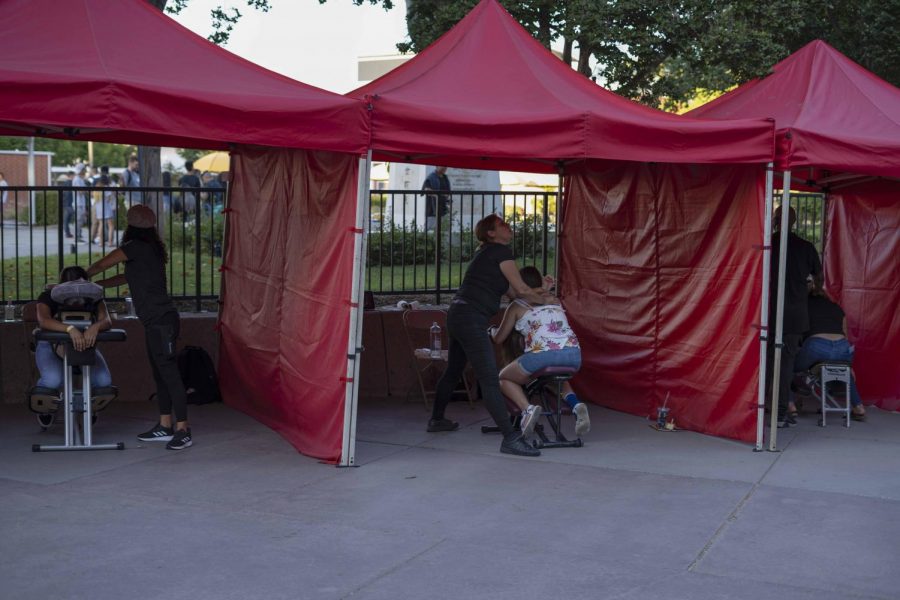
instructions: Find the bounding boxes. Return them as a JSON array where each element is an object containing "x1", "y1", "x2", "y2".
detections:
[{"x1": 1, "y1": 398, "x2": 898, "y2": 600}]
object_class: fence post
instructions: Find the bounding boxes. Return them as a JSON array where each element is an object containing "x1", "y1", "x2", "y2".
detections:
[
  {"x1": 195, "y1": 188, "x2": 202, "y2": 312},
  {"x1": 57, "y1": 188, "x2": 64, "y2": 276},
  {"x1": 542, "y1": 192, "x2": 549, "y2": 276},
  {"x1": 434, "y1": 195, "x2": 442, "y2": 305}
]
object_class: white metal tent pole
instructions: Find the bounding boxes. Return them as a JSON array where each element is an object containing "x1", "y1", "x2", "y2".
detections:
[
  {"x1": 755, "y1": 163, "x2": 775, "y2": 451},
  {"x1": 554, "y1": 166, "x2": 564, "y2": 281},
  {"x1": 340, "y1": 150, "x2": 372, "y2": 467},
  {"x1": 768, "y1": 170, "x2": 792, "y2": 451}
]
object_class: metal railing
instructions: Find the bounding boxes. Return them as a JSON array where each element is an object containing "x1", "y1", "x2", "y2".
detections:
[
  {"x1": 788, "y1": 192, "x2": 826, "y2": 253},
  {"x1": 366, "y1": 190, "x2": 557, "y2": 303},
  {"x1": 1, "y1": 185, "x2": 225, "y2": 310}
]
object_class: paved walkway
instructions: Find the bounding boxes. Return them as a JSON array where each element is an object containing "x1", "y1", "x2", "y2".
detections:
[
  {"x1": 1, "y1": 398, "x2": 898, "y2": 600},
  {"x1": 1, "y1": 221, "x2": 122, "y2": 259}
]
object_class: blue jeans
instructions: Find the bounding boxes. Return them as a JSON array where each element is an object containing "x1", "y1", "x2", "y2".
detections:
[
  {"x1": 35, "y1": 341, "x2": 112, "y2": 390},
  {"x1": 794, "y1": 337, "x2": 862, "y2": 406},
  {"x1": 518, "y1": 347, "x2": 582, "y2": 375}
]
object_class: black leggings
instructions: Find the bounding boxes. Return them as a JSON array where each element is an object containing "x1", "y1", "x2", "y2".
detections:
[
  {"x1": 432, "y1": 303, "x2": 514, "y2": 436},
  {"x1": 144, "y1": 312, "x2": 188, "y2": 422}
]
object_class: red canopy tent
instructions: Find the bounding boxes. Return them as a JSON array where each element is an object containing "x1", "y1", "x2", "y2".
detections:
[
  {"x1": 690, "y1": 41, "x2": 900, "y2": 418},
  {"x1": 350, "y1": 0, "x2": 777, "y2": 447},
  {"x1": 0, "y1": 0, "x2": 372, "y2": 463},
  {"x1": 0, "y1": 0, "x2": 368, "y2": 152},
  {"x1": 351, "y1": 0, "x2": 772, "y2": 172}
]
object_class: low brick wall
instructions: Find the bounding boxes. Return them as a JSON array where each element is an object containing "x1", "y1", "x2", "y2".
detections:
[
  {"x1": 0, "y1": 313, "x2": 219, "y2": 404},
  {"x1": 1, "y1": 308, "x2": 493, "y2": 407}
]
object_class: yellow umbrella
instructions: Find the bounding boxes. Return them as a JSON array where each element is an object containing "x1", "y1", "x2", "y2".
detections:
[{"x1": 193, "y1": 151, "x2": 230, "y2": 172}]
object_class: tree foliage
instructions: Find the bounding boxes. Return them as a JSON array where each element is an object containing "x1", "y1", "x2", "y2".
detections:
[
  {"x1": 363, "y1": 0, "x2": 900, "y2": 110},
  {"x1": 0, "y1": 137, "x2": 135, "y2": 169}
]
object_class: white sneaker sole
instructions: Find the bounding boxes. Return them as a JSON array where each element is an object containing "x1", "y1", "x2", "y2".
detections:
[
  {"x1": 520, "y1": 406, "x2": 541, "y2": 436},
  {"x1": 166, "y1": 440, "x2": 192, "y2": 451},
  {"x1": 573, "y1": 403, "x2": 591, "y2": 437},
  {"x1": 137, "y1": 435, "x2": 173, "y2": 442}
]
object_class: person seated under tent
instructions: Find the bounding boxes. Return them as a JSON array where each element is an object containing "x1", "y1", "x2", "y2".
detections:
[
  {"x1": 489, "y1": 266, "x2": 590, "y2": 438},
  {"x1": 28, "y1": 266, "x2": 116, "y2": 428}
]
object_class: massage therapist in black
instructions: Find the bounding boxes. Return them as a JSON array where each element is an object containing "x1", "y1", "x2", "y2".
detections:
[
  {"x1": 428, "y1": 214, "x2": 552, "y2": 457},
  {"x1": 87, "y1": 205, "x2": 192, "y2": 451}
]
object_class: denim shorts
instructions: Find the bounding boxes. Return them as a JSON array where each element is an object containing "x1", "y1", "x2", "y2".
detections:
[{"x1": 518, "y1": 347, "x2": 581, "y2": 375}]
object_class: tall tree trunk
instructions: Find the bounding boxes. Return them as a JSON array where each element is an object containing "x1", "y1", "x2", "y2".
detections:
[
  {"x1": 577, "y1": 40, "x2": 593, "y2": 78},
  {"x1": 537, "y1": 4, "x2": 552, "y2": 49},
  {"x1": 144, "y1": 0, "x2": 167, "y2": 233},
  {"x1": 563, "y1": 37, "x2": 573, "y2": 68}
]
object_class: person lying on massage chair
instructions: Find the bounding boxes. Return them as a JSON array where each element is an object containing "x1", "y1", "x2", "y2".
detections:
[
  {"x1": 489, "y1": 266, "x2": 590, "y2": 437},
  {"x1": 793, "y1": 278, "x2": 866, "y2": 421},
  {"x1": 35, "y1": 266, "x2": 113, "y2": 391}
]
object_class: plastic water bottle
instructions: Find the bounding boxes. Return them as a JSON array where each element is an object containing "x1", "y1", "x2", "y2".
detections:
[
  {"x1": 125, "y1": 296, "x2": 136, "y2": 318},
  {"x1": 430, "y1": 322, "x2": 442, "y2": 359},
  {"x1": 4, "y1": 300, "x2": 14, "y2": 322}
]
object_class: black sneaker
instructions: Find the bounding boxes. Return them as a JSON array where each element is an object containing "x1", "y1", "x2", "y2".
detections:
[
  {"x1": 427, "y1": 418, "x2": 459, "y2": 432},
  {"x1": 777, "y1": 414, "x2": 797, "y2": 429},
  {"x1": 137, "y1": 423, "x2": 174, "y2": 442},
  {"x1": 500, "y1": 433, "x2": 541, "y2": 457},
  {"x1": 166, "y1": 429, "x2": 192, "y2": 450}
]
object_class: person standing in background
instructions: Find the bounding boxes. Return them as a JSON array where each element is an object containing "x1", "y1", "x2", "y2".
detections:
[
  {"x1": 58, "y1": 172, "x2": 75, "y2": 238},
  {"x1": 0, "y1": 173, "x2": 9, "y2": 225},
  {"x1": 72, "y1": 164, "x2": 89, "y2": 242},
  {"x1": 422, "y1": 166, "x2": 451, "y2": 231},
  {"x1": 769, "y1": 206, "x2": 822, "y2": 428},
  {"x1": 179, "y1": 161, "x2": 201, "y2": 215},
  {"x1": 122, "y1": 155, "x2": 142, "y2": 206}
]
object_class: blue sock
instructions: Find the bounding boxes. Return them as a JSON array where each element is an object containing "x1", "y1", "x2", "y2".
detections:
[{"x1": 564, "y1": 392, "x2": 579, "y2": 410}]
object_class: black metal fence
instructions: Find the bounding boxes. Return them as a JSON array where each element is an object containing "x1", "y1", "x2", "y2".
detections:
[
  {"x1": 366, "y1": 190, "x2": 558, "y2": 303},
  {"x1": 3, "y1": 184, "x2": 822, "y2": 309},
  {"x1": 787, "y1": 192, "x2": 826, "y2": 253},
  {"x1": 0, "y1": 185, "x2": 225, "y2": 310}
]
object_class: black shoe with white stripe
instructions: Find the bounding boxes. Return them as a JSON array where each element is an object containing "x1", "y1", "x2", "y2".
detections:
[
  {"x1": 166, "y1": 428, "x2": 193, "y2": 451},
  {"x1": 137, "y1": 423, "x2": 174, "y2": 442}
]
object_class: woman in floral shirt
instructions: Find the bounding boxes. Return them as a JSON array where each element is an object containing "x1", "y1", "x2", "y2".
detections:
[{"x1": 490, "y1": 266, "x2": 588, "y2": 438}]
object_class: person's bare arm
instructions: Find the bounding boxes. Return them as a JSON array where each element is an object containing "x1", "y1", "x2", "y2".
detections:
[
  {"x1": 492, "y1": 302, "x2": 524, "y2": 344},
  {"x1": 843, "y1": 316, "x2": 849, "y2": 339},
  {"x1": 95, "y1": 273, "x2": 127, "y2": 288},
  {"x1": 499, "y1": 260, "x2": 551, "y2": 306},
  {"x1": 36, "y1": 302, "x2": 88, "y2": 351},
  {"x1": 82, "y1": 301, "x2": 111, "y2": 348},
  {"x1": 86, "y1": 248, "x2": 127, "y2": 280}
]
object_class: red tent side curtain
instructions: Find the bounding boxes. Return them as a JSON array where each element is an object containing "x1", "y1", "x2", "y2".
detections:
[
  {"x1": 825, "y1": 182, "x2": 900, "y2": 411},
  {"x1": 560, "y1": 164, "x2": 765, "y2": 441},
  {"x1": 218, "y1": 146, "x2": 359, "y2": 462}
]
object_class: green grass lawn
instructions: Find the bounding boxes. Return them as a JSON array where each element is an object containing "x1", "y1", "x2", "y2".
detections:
[
  {"x1": 364, "y1": 255, "x2": 556, "y2": 293},
  {"x1": 2, "y1": 251, "x2": 222, "y2": 301},
  {"x1": 4, "y1": 252, "x2": 552, "y2": 301}
]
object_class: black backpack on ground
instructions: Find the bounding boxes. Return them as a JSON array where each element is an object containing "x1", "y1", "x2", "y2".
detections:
[{"x1": 176, "y1": 346, "x2": 221, "y2": 405}]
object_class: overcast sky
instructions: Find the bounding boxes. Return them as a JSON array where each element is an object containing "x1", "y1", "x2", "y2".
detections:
[{"x1": 170, "y1": 0, "x2": 409, "y2": 94}]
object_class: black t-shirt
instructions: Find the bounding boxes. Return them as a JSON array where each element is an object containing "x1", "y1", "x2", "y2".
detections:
[
  {"x1": 770, "y1": 232, "x2": 822, "y2": 334},
  {"x1": 121, "y1": 239, "x2": 176, "y2": 323},
  {"x1": 455, "y1": 243, "x2": 514, "y2": 317},
  {"x1": 806, "y1": 294, "x2": 845, "y2": 337},
  {"x1": 180, "y1": 174, "x2": 201, "y2": 189}
]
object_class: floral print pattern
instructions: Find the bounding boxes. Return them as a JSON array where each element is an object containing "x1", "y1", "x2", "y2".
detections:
[{"x1": 516, "y1": 304, "x2": 579, "y2": 354}]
